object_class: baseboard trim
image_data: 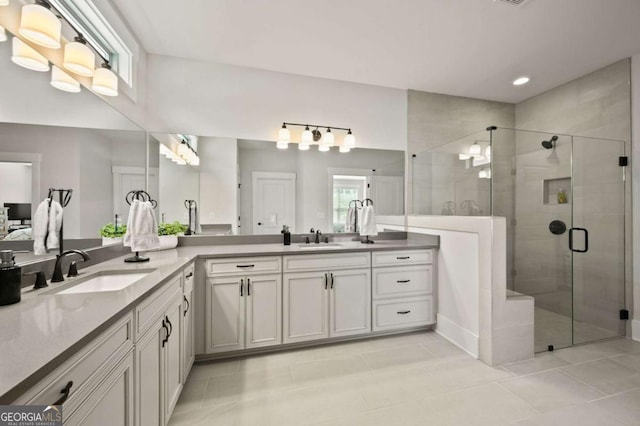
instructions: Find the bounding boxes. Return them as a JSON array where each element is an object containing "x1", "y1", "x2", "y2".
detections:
[{"x1": 435, "y1": 313, "x2": 479, "y2": 358}]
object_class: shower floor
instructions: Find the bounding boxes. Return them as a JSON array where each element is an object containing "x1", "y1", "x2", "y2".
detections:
[{"x1": 534, "y1": 307, "x2": 619, "y2": 353}]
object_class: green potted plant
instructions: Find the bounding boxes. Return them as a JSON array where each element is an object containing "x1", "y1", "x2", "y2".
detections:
[
  {"x1": 99, "y1": 223, "x2": 127, "y2": 246},
  {"x1": 154, "y1": 221, "x2": 188, "y2": 250}
]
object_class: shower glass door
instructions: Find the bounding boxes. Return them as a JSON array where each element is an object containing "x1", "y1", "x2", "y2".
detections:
[
  {"x1": 571, "y1": 137, "x2": 626, "y2": 345},
  {"x1": 495, "y1": 128, "x2": 627, "y2": 353}
]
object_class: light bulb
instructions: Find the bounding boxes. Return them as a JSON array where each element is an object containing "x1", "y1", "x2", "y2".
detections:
[
  {"x1": 278, "y1": 123, "x2": 290, "y2": 143},
  {"x1": 63, "y1": 37, "x2": 95, "y2": 76},
  {"x1": 92, "y1": 64, "x2": 118, "y2": 96},
  {"x1": 469, "y1": 142, "x2": 482, "y2": 156},
  {"x1": 301, "y1": 126, "x2": 313, "y2": 145},
  {"x1": 51, "y1": 65, "x2": 80, "y2": 93},
  {"x1": 318, "y1": 144, "x2": 330, "y2": 152},
  {"x1": 0, "y1": 26, "x2": 7, "y2": 42},
  {"x1": 11, "y1": 37, "x2": 49, "y2": 71},
  {"x1": 322, "y1": 128, "x2": 335, "y2": 146},
  {"x1": 19, "y1": 3, "x2": 61, "y2": 49},
  {"x1": 344, "y1": 130, "x2": 356, "y2": 148},
  {"x1": 339, "y1": 146, "x2": 351, "y2": 153}
]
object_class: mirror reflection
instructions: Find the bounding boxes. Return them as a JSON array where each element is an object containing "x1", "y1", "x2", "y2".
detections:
[
  {"x1": 154, "y1": 135, "x2": 405, "y2": 235},
  {"x1": 0, "y1": 33, "x2": 146, "y2": 255}
]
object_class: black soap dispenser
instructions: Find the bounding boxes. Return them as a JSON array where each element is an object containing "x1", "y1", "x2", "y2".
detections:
[
  {"x1": 281, "y1": 225, "x2": 291, "y2": 246},
  {"x1": 0, "y1": 250, "x2": 22, "y2": 306}
]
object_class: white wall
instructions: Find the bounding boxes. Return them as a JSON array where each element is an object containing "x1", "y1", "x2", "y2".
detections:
[
  {"x1": 632, "y1": 54, "x2": 640, "y2": 341},
  {"x1": 145, "y1": 54, "x2": 407, "y2": 151},
  {"x1": 0, "y1": 163, "x2": 31, "y2": 204},
  {"x1": 198, "y1": 137, "x2": 238, "y2": 233},
  {"x1": 159, "y1": 156, "x2": 199, "y2": 224}
]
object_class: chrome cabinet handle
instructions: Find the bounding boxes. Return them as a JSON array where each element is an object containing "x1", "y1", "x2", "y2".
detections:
[
  {"x1": 397, "y1": 310, "x2": 411, "y2": 315},
  {"x1": 53, "y1": 381, "x2": 73, "y2": 405},
  {"x1": 397, "y1": 279, "x2": 411, "y2": 283},
  {"x1": 183, "y1": 295, "x2": 189, "y2": 317}
]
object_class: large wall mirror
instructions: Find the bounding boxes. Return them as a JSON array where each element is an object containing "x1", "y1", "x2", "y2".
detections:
[
  {"x1": 0, "y1": 33, "x2": 146, "y2": 259},
  {"x1": 152, "y1": 134, "x2": 405, "y2": 236}
]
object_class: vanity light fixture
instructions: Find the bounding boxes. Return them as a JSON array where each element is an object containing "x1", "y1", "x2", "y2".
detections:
[
  {"x1": 91, "y1": 62, "x2": 118, "y2": 96},
  {"x1": 513, "y1": 76, "x2": 530, "y2": 86},
  {"x1": 468, "y1": 141, "x2": 482, "y2": 156},
  {"x1": 0, "y1": 26, "x2": 7, "y2": 42},
  {"x1": 11, "y1": 37, "x2": 49, "y2": 71},
  {"x1": 51, "y1": 65, "x2": 80, "y2": 92},
  {"x1": 19, "y1": 1, "x2": 62, "y2": 49},
  {"x1": 178, "y1": 140, "x2": 200, "y2": 166},
  {"x1": 277, "y1": 122, "x2": 355, "y2": 152},
  {"x1": 63, "y1": 35, "x2": 95, "y2": 77}
]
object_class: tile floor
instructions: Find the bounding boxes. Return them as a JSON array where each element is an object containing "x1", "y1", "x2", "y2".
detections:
[{"x1": 169, "y1": 331, "x2": 640, "y2": 426}]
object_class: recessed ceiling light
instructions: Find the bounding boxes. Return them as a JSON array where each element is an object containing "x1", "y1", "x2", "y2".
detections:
[{"x1": 513, "y1": 76, "x2": 530, "y2": 86}]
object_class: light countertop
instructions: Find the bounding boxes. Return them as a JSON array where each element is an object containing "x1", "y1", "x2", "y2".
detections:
[{"x1": 0, "y1": 240, "x2": 436, "y2": 403}]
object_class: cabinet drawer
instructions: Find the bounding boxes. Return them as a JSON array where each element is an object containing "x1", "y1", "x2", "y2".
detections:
[
  {"x1": 373, "y1": 265, "x2": 433, "y2": 299},
  {"x1": 135, "y1": 273, "x2": 182, "y2": 339},
  {"x1": 206, "y1": 256, "x2": 281, "y2": 276},
  {"x1": 372, "y1": 250, "x2": 432, "y2": 267},
  {"x1": 14, "y1": 313, "x2": 133, "y2": 413},
  {"x1": 283, "y1": 252, "x2": 370, "y2": 272},
  {"x1": 373, "y1": 296, "x2": 434, "y2": 331}
]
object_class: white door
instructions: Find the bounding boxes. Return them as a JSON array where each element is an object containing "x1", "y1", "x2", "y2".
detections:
[
  {"x1": 330, "y1": 269, "x2": 372, "y2": 337},
  {"x1": 283, "y1": 272, "x2": 329, "y2": 343},
  {"x1": 252, "y1": 172, "x2": 296, "y2": 234},
  {"x1": 246, "y1": 274, "x2": 282, "y2": 349},
  {"x1": 112, "y1": 166, "x2": 159, "y2": 223},
  {"x1": 371, "y1": 176, "x2": 404, "y2": 215},
  {"x1": 164, "y1": 301, "x2": 183, "y2": 420},
  {"x1": 135, "y1": 319, "x2": 163, "y2": 426},
  {"x1": 206, "y1": 276, "x2": 245, "y2": 353}
]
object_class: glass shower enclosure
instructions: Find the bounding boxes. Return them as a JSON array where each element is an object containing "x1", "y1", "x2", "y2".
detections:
[{"x1": 411, "y1": 127, "x2": 627, "y2": 352}]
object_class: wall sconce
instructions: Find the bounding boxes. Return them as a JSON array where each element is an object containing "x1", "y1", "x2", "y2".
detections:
[
  {"x1": 11, "y1": 37, "x2": 49, "y2": 71},
  {"x1": 19, "y1": 1, "x2": 62, "y2": 49},
  {"x1": 51, "y1": 65, "x2": 80, "y2": 92},
  {"x1": 276, "y1": 122, "x2": 355, "y2": 152}
]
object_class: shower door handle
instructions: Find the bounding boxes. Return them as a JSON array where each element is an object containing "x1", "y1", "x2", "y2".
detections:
[{"x1": 569, "y1": 228, "x2": 588, "y2": 253}]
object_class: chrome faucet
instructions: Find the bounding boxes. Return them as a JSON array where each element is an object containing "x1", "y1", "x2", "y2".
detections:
[{"x1": 52, "y1": 250, "x2": 91, "y2": 283}]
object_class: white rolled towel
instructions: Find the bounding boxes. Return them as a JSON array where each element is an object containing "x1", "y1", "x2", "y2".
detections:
[
  {"x1": 359, "y1": 205, "x2": 378, "y2": 237},
  {"x1": 32, "y1": 199, "x2": 50, "y2": 255}
]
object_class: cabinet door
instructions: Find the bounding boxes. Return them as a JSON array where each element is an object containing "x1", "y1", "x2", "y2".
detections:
[
  {"x1": 135, "y1": 319, "x2": 164, "y2": 426},
  {"x1": 65, "y1": 351, "x2": 134, "y2": 426},
  {"x1": 164, "y1": 300, "x2": 183, "y2": 421},
  {"x1": 283, "y1": 272, "x2": 329, "y2": 343},
  {"x1": 330, "y1": 269, "x2": 371, "y2": 337},
  {"x1": 206, "y1": 276, "x2": 245, "y2": 353},
  {"x1": 246, "y1": 274, "x2": 282, "y2": 349},
  {"x1": 181, "y1": 285, "x2": 195, "y2": 380}
]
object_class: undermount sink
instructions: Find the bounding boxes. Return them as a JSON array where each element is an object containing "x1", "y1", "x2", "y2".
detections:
[
  {"x1": 297, "y1": 243, "x2": 343, "y2": 250},
  {"x1": 47, "y1": 270, "x2": 153, "y2": 295}
]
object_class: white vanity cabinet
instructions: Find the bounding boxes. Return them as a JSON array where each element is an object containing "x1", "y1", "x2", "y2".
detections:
[
  {"x1": 135, "y1": 272, "x2": 183, "y2": 426},
  {"x1": 205, "y1": 257, "x2": 282, "y2": 353},
  {"x1": 283, "y1": 253, "x2": 371, "y2": 344},
  {"x1": 13, "y1": 314, "x2": 134, "y2": 425},
  {"x1": 181, "y1": 262, "x2": 195, "y2": 381},
  {"x1": 372, "y1": 249, "x2": 436, "y2": 331}
]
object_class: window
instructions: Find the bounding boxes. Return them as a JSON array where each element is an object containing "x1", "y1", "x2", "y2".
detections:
[
  {"x1": 332, "y1": 175, "x2": 367, "y2": 232},
  {"x1": 49, "y1": 0, "x2": 135, "y2": 86}
]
